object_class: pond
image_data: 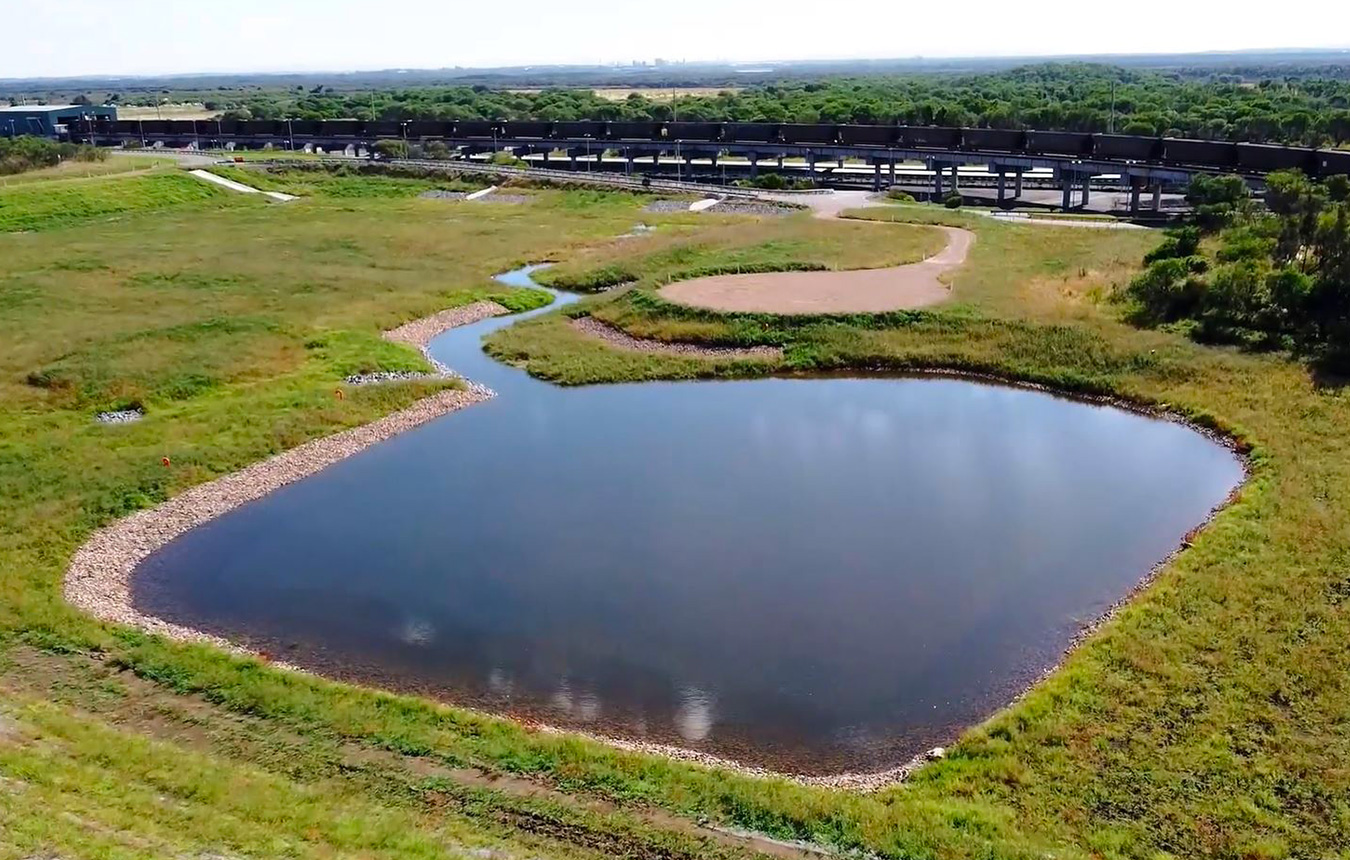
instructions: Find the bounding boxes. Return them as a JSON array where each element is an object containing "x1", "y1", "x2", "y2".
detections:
[{"x1": 134, "y1": 267, "x2": 1245, "y2": 775}]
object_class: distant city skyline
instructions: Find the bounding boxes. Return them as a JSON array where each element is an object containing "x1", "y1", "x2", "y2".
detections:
[{"x1": 4, "y1": 0, "x2": 1349, "y2": 79}]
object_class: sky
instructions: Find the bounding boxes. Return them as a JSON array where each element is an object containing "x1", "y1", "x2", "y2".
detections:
[{"x1": 5, "y1": 0, "x2": 1350, "y2": 79}]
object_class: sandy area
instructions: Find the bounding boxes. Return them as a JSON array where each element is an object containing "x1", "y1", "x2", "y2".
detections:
[{"x1": 658, "y1": 225, "x2": 973, "y2": 314}]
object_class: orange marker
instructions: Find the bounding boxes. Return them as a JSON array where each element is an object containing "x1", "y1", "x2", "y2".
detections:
[{"x1": 161, "y1": 456, "x2": 171, "y2": 467}]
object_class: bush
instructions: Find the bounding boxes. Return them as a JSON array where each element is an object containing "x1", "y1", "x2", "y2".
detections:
[
  {"x1": 943, "y1": 193, "x2": 963, "y2": 209},
  {"x1": 886, "y1": 189, "x2": 916, "y2": 203},
  {"x1": 1127, "y1": 258, "x2": 1207, "y2": 322},
  {"x1": 1143, "y1": 226, "x2": 1201, "y2": 264}
]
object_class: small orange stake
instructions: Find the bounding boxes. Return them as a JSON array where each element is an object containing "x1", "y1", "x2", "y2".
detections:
[
  {"x1": 161, "y1": 456, "x2": 171, "y2": 467},
  {"x1": 335, "y1": 388, "x2": 345, "y2": 400}
]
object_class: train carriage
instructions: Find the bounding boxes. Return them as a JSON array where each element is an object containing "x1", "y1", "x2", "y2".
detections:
[
  {"x1": 780, "y1": 123, "x2": 838, "y2": 145},
  {"x1": 899, "y1": 126, "x2": 962, "y2": 149},
  {"x1": 366, "y1": 120, "x2": 403, "y2": 138},
  {"x1": 723, "y1": 122, "x2": 780, "y2": 143},
  {"x1": 1024, "y1": 130, "x2": 1093, "y2": 157},
  {"x1": 317, "y1": 119, "x2": 361, "y2": 137},
  {"x1": 451, "y1": 121, "x2": 496, "y2": 139},
  {"x1": 607, "y1": 121, "x2": 662, "y2": 141},
  {"x1": 1093, "y1": 134, "x2": 1163, "y2": 161},
  {"x1": 285, "y1": 119, "x2": 324, "y2": 137},
  {"x1": 664, "y1": 122, "x2": 723, "y2": 142},
  {"x1": 1318, "y1": 148, "x2": 1350, "y2": 177},
  {"x1": 1235, "y1": 142, "x2": 1318, "y2": 173},
  {"x1": 1163, "y1": 138, "x2": 1239, "y2": 168},
  {"x1": 960, "y1": 128, "x2": 1025, "y2": 152},
  {"x1": 553, "y1": 121, "x2": 604, "y2": 139},
  {"x1": 500, "y1": 121, "x2": 552, "y2": 139},
  {"x1": 837, "y1": 125, "x2": 898, "y2": 147},
  {"x1": 403, "y1": 120, "x2": 453, "y2": 138}
]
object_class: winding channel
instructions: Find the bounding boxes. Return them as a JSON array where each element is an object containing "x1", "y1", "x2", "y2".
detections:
[{"x1": 68, "y1": 264, "x2": 1244, "y2": 786}]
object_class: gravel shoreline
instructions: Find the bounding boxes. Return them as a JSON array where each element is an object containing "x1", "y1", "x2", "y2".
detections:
[
  {"x1": 64, "y1": 301, "x2": 507, "y2": 654},
  {"x1": 570, "y1": 316, "x2": 782, "y2": 361}
]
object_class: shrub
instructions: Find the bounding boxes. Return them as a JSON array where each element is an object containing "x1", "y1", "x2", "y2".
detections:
[
  {"x1": 1143, "y1": 226, "x2": 1202, "y2": 264},
  {"x1": 886, "y1": 189, "x2": 916, "y2": 203},
  {"x1": 943, "y1": 193, "x2": 963, "y2": 209},
  {"x1": 1127, "y1": 258, "x2": 1207, "y2": 322}
]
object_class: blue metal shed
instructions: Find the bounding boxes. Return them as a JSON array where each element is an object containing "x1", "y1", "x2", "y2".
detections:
[{"x1": 0, "y1": 104, "x2": 117, "y2": 138}]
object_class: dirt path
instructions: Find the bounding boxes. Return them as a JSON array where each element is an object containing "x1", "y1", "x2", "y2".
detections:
[{"x1": 658, "y1": 224, "x2": 973, "y2": 314}]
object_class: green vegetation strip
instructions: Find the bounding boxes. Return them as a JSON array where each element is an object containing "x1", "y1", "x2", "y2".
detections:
[
  {"x1": 0, "y1": 171, "x2": 236, "y2": 232},
  {"x1": 2, "y1": 174, "x2": 1347, "y2": 860}
]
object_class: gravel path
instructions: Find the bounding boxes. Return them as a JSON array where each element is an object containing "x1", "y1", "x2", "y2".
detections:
[
  {"x1": 643, "y1": 200, "x2": 694, "y2": 213},
  {"x1": 658, "y1": 225, "x2": 974, "y2": 314},
  {"x1": 704, "y1": 201, "x2": 798, "y2": 216},
  {"x1": 570, "y1": 316, "x2": 782, "y2": 361},
  {"x1": 64, "y1": 301, "x2": 508, "y2": 652}
]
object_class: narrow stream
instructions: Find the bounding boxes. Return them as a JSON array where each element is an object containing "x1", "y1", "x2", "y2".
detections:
[{"x1": 135, "y1": 266, "x2": 1244, "y2": 775}]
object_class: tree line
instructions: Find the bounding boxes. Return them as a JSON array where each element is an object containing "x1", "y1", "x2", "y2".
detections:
[
  {"x1": 210, "y1": 64, "x2": 1350, "y2": 146},
  {"x1": 1126, "y1": 172, "x2": 1350, "y2": 371}
]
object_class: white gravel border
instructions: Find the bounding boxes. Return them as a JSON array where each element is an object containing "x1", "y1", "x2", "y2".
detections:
[{"x1": 64, "y1": 300, "x2": 507, "y2": 654}]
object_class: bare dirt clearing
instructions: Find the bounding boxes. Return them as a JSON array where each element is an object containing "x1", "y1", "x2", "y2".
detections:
[{"x1": 658, "y1": 225, "x2": 974, "y2": 314}]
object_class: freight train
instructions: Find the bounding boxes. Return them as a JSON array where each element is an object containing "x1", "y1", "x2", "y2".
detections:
[{"x1": 68, "y1": 117, "x2": 1350, "y2": 176}]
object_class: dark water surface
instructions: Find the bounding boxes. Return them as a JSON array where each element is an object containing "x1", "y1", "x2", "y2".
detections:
[{"x1": 135, "y1": 267, "x2": 1244, "y2": 774}]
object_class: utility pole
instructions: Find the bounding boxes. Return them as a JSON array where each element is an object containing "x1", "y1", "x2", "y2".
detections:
[{"x1": 1109, "y1": 80, "x2": 1116, "y2": 135}]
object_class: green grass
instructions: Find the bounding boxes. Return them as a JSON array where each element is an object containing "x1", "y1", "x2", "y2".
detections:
[
  {"x1": 2, "y1": 174, "x2": 1349, "y2": 859},
  {"x1": 0, "y1": 171, "x2": 243, "y2": 232},
  {"x1": 206, "y1": 164, "x2": 490, "y2": 198},
  {"x1": 0, "y1": 155, "x2": 176, "y2": 188}
]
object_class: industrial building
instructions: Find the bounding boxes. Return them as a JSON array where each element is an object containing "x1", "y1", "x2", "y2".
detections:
[{"x1": 0, "y1": 104, "x2": 117, "y2": 138}]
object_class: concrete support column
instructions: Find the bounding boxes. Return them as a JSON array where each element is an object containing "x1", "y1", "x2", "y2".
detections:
[
  {"x1": 569, "y1": 155, "x2": 577, "y2": 171},
  {"x1": 1014, "y1": 170, "x2": 1024, "y2": 198},
  {"x1": 1152, "y1": 184, "x2": 1162, "y2": 211},
  {"x1": 807, "y1": 153, "x2": 817, "y2": 184},
  {"x1": 996, "y1": 171, "x2": 1007, "y2": 203},
  {"x1": 933, "y1": 164, "x2": 944, "y2": 198},
  {"x1": 950, "y1": 165, "x2": 960, "y2": 190},
  {"x1": 541, "y1": 150, "x2": 550, "y2": 166},
  {"x1": 1081, "y1": 175, "x2": 1092, "y2": 207},
  {"x1": 837, "y1": 157, "x2": 845, "y2": 169},
  {"x1": 1129, "y1": 182, "x2": 1142, "y2": 214},
  {"x1": 873, "y1": 161, "x2": 882, "y2": 192},
  {"x1": 1061, "y1": 174, "x2": 1073, "y2": 210},
  {"x1": 749, "y1": 153, "x2": 759, "y2": 177},
  {"x1": 625, "y1": 152, "x2": 634, "y2": 175},
  {"x1": 776, "y1": 154, "x2": 784, "y2": 170},
  {"x1": 889, "y1": 156, "x2": 896, "y2": 186}
]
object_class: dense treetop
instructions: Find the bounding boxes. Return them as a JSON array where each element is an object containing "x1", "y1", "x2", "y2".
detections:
[
  {"x1": 203, "y1": 64, "x2": 1350, "y2": 145},
  {"x1": 1126, "y1": 171, "x2": 1350, "y2": 370}
]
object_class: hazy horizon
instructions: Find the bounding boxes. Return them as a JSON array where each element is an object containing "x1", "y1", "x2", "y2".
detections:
[{"x1": 5, "y1": 0, "x2": 1350, "y2": 80}]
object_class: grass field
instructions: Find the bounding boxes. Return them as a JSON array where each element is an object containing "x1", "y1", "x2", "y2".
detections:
[
  {"x1": 2, "y1": 168, "x2": 1349, "y2": 859},
  {"x1": 0, "y1": 170, "x2": 243, "y2": 232},
  {"x1": 0, "y1": 155, "x2": 175, "y2": 188},
  {"x1": 117, "y1": 104, "x2": 219, "y2": 120}
]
